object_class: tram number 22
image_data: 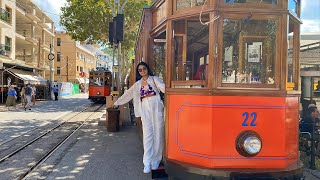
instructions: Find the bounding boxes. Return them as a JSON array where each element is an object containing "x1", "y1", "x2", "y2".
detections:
[{"x1": 242, "y1": 112, "x2": 257, "y2": 127}]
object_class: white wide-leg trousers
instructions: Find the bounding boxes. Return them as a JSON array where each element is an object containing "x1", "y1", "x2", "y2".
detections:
[
  {"x1": 140, "y1": 96, "x2": 164, "y2": 167},
  {"x1": 25, "y1": 96, "x2": 32, "y2": 108}
]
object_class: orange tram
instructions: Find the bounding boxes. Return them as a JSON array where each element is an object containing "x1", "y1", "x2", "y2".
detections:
[
  {"x1": 88, "y1": 67, "x2": 112, "y2": 102},
  {"x1": 134, "y1": 0, "x2": 303, "y2": 179}
]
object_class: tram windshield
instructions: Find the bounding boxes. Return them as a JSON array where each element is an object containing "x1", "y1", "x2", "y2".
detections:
[
  {"x1": 89, "y1": 72, "x2": 111, "y2": 87},
  {"x1": 222, "y1": 17, "x2": 277, "y2": 85}
]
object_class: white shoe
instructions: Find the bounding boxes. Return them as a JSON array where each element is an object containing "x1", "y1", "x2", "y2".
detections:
[
  {"x1": 151, "y1": 161, "x2": 159, "y2": 170},
  {"x1": 143, "y1": 165, "x2": 151, "y2": 173}
]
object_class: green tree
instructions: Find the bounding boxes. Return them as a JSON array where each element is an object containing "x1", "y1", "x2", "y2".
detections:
[
  {"x1": 60, "y1": 0, "x2": 151, "y2": 91},
  {"x1": 60, "y1": 0, "x2": 151, "y2": 50}
]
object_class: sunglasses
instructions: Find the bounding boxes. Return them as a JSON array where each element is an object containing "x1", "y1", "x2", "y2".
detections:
[{"x1": 138, "y1": 67, "x2": 147, "y2": 72}]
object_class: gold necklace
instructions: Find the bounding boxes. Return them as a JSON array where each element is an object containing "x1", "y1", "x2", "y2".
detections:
[{"x1": 142, "y1": 76, "x2": 148, "y2": 82}]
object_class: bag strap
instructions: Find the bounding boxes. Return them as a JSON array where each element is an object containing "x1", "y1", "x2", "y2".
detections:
[{"x1": 152, "y1": 76, "x2": 160, "y2": 93}]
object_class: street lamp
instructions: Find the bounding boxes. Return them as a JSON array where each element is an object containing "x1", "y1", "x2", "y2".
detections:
[{"x1": 1, "y1": 65, "x2": 16, "y2": 103}]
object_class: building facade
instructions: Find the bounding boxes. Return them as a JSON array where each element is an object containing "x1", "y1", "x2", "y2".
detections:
[
  {"x1": 95, "y1": 50, "x2": 113, "y2": 70},
  {"x1": 0, "y1": 0, "x2": 55, "y2": 102},
  {"x1": 54, "y1": 31, "x2": 96, "y2": 84}
]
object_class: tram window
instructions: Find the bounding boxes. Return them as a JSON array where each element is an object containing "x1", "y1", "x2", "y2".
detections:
[
  {"x1": 288, "y1": 0, "x2": 298, "y2": 16},
  {"x1": 176, "y1": 0, "x2": 205, "y2": 11},
  {"x1": 287, "y1": 33, "x2": 294, "y2": 84},
  {"x1": 153, "y1": 32, "x2": 166, "y2": 82},
  {"x1": 94, "y1": 77, "x2": 102, "y2": 86},
  {"x1": 222, "y1": 18, "x2": 277, "y2": 85},
  {"x1": 287, "y1": 16, "x2": 299, "y2": 91},
  {"x1": 172, "y1": 15, "x2": 209, "y2": 88},
  {"x1": 224, "y1": 0, "x2": 277, "y2": 4},
  {"x1": 89, "y1": 77, "x2": 94, "y2": 85}
]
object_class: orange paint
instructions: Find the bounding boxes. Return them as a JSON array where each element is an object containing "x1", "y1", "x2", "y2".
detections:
[
  {"x1": 89, "y1": 86, "x2": 111, "y2": 97},
  {"x1": 167, "y1": 95, "x2": 299, "y2": 169}
]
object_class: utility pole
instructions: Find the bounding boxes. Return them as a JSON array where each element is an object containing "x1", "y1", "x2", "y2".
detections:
[
  {"x1": 106, "y1": 0, "x2": 128, "y2": 92},
  {"x1": 66, "y1": 56, "x2": 69, "y2": 82},
  {"x1": 49, "y1": 43, "x2": 53, "y2": 100}
]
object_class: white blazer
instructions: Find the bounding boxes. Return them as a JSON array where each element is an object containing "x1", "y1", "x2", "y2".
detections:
[{"x1": 114, "y1": 76, "x2": 165, "y2": 117}]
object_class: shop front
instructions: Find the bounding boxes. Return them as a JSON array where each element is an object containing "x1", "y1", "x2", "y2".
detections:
[{"x1": 1, "y1": 68, "x2": 48, "y2": 103}]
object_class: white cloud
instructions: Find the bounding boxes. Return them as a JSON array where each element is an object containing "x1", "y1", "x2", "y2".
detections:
[
  {"x1": 300, "y1": 1, "x2": 320, "y2": 33},
  {"x1": 301, "y1": 0, "x2": 307, "y2": 12},
  {"x1": 34, "y1": 0, "x2": 67, "y2": 30},
  {"x1": 301, "y1": 19, "x2": 320, "y2": 33},
  {"x1": 34, "y1": 0, "x2": 66, "y2": 13}
]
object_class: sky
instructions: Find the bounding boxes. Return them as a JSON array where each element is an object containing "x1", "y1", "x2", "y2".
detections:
[
  {"x1": 33, "y1": 0, "x2": 67, "y2": 30},
  {"x1": 34, "y1": 0, "x2": 320, "y2": 33},
  {"x1": 300, "y1": 0, "x2": 320, "y2": 33}
]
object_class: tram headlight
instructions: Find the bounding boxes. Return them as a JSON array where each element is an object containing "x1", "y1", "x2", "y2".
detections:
[
  {"x1": 97, "y1": 91, "x2": 101, "y2": 95},
  {"x1": 236, "y1": 131, "x2": 262, "y2": 157}
]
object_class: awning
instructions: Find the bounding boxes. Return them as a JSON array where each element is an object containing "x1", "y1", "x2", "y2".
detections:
[
  {"x1": 8, "y1": 69, "x2": 48, "y2": 85},
  {"x1": 76, "y1": 77, "x2": 89, "y2": 84}
]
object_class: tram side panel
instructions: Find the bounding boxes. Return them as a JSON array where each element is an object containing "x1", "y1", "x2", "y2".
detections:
[
  {"x1": 285, "y1": 97, "x2": 300, "y2": 163},
  {"x1": 167, "y1": 95, "x2": 299, "y2": 169},
  {"x1": 89, "y1": 86, "x2": 111, "y2": 101}
]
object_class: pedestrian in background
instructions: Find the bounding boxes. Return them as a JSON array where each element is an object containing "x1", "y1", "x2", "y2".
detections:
[
  {"x1": 32, "y1": 85, "x2": 36, "y2": 105},
  {"x1": 24, "y1": 83, "x2": 33, "y2": 111},
  {"x1": 114, "y1": 62, "x2": 165, "y2": 173},
  {"x1": 20, "y1": 85, "x2": 25, "y2": 107},
  {"x1": 6, "y1": 85, "x2": 17, "y2": 111},
  {"x1": 53, "y1": 85, "x2": 59, "y2": 101}
]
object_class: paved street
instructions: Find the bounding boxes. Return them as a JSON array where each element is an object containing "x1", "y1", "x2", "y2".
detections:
[
  {"x1": 0, "y1": 93, "x2": 92, "y2": 143},
  {"x1": 0, "y1": 94, "x2": 151, "y2": 180}
]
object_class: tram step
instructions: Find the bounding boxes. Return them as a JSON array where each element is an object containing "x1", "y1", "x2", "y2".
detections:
[{"x1": 152, "y1": 162, "x2": 168, "y2": 179}]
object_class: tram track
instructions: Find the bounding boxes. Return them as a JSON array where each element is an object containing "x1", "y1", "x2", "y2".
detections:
[
  {"x1": 0, "y1": 103, "x2": 95, "y2": 163},
  {"x1": 0, "y1": 103, "x2": 92, "y2": 147},
  {"x1": 0, "y1": 103, "x2": 104, "y2": 180}
]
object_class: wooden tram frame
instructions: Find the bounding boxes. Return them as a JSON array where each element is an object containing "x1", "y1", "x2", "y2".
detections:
[
  {"x1": 135, "y1": 0, "x2": 303, "y2": 179},
  {"x1": 88, "y1": 69, "x2": 112, "y2": 102}
]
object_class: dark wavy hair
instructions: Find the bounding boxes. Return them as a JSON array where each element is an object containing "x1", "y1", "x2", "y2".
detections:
[{"x1": 136, "y1": 62, "x2": 153, "y2": 81}]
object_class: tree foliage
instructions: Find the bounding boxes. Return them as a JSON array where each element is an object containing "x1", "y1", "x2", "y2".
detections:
[{"x1": 60, "y1": 0, "x2": 151, "y2": 52}]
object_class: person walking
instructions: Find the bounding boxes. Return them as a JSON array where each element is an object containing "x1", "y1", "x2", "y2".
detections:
[
  {"x1": 20, "y1": 85, "x2": 26, "y2": 107},
  {"x1": 114, "y1": 62, "x2": 165, "y2": 173},
  {"x1": 53, "y1": 85, "x2": 59, "y2": 101},
  {"x1": 32, "y1": 85, "x2": 36, "y2": 105},
  {"x1": 24, "y1": 83, "x2": 33, "y2": 111},
  {"x1": 6, "y1": 85, "x2": 17, "y2": 111}
]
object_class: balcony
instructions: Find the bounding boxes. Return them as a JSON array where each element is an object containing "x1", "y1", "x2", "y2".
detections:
[
  {"x1": 0, "y1": 8, "x2": 11, "y2": 28},
  {"x1": 39, "y1": 22, "x2": 49, "y2": 29},
  {"x1": 0, "y1": 44, "x2": 11, "y2": 57},
  {"x1": 41, "y1": 43, "x2": 50, "y2": 51},
  {"x1": 25, "y1": 36, "x2": 38, "y2": 45},
  {"x1": 16, "y1": 3, "x2": 27, "y2": 12}
]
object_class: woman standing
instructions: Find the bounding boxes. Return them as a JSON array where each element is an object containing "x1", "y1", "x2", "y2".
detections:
[
  {"x1": 6, "y1": 85, "x2": 17, "y2": 111},
  {"x1": 114, "y1": 62, "x2": 165, "y2": 173}
]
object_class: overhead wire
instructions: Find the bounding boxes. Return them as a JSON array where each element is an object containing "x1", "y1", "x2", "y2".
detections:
[{"x1": 199, "y1": 0, "x2": 220, "y2": 25}]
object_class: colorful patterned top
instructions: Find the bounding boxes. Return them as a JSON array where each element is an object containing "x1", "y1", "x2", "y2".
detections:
[{"x1": 140, "y1": 84, "x2": 156, "y2": 99}]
